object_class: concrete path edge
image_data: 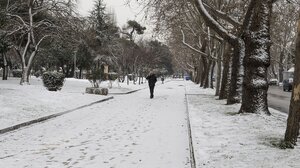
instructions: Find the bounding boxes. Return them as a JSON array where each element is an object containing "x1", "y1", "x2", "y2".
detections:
[{"x1": 0, "y1": 96, "x2": 114, "y2": 135}]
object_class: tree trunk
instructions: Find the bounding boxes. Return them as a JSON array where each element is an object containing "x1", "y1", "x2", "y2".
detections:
[
  {"x1": 219, "y1": 45, "x2": 231, "y2": 99},
  {"x1": 2, "y1": 53, "x2": 8, "y2": 80},
  {"x1": 200, "y1": 57, "x2": 207, "y2": 87},
  {"x1": 215, "y1": 47, "x2": 222, "y2": 96},
  {"x1": 20, "y1": 66, "x2": 30, "y2": 85},
  {"x1": 279, "y1": 51, "x2": 284, "y2": 82},
  {"x1": 204, "y1": 59, "x2": 211, "y2": 89},
  {"x1": 195, "y1": 58, "x2": 203, "y2": 84},
  {"x1": 210, "y1": 60, "x2": 215, "y2": 89},
  {"x1": 283, "y1": 14, "x2": 300, "y2": 147},
  {"x1": 227, "y1": 39, "x2": 244, "y2": 104},
  {"x1": 271, "y1": 64, "x2": 277, "y2": 79},
  {"x1": 202, "y1": 58, "x2": 210, "y2": 88},
  {"x1": 79, "y1": 68, "x2": 82, "y2": 79},
  {"x1": 239, "y1": 1, "x2": 272, "y2": 115}
]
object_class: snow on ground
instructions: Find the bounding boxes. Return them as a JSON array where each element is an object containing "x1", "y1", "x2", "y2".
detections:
[
  {"x1": 0, "y1": 77, "x2": 148, "y2": 130},
  {"x1": 1, "y1": 78, "x2": 300, "y2": 168},
  {"x1": 0, "y1": 79, "x2": 189, "y2": 168},
  {"x1": 186, "y1": 82, "x2": 300, "y2": 168}
]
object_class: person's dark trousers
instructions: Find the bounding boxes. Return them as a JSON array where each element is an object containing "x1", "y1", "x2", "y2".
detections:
[{"x1": 149, "y1": 85, "x2": 155, "y2": 98}]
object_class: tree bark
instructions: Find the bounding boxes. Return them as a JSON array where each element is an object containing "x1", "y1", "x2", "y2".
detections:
[
  {"x1": 239, "y1": 0, "x2": 272, "y2": 115},
  {"x1": 2, "y1": 53, "x2": 8, "y2": 80},
  {"x1": 215, "y1": 46, "x2": 223, "y2": 96},
  {"x1": 271, "y1": 64, "x2": 277, "y2": 79},
  {"x1": 200, "y1": 57, "x2": 207, "y2": 87},
  {"x1": 204, "y1": 59, "x2": 211, "y2": 88},
  {"x1": 227, "y1": 39, "x2": 244, "y2": 104},
  {"x1": 284, "y1": 14, "x2": 300, "y2": 147},
  {"x1": 279, "y1": 51, "x2": 284, "y2": 82},
  {"x1": 20, "y1": 66, "x2": 30, "y2": 85},
  {"x1": 79, "y1": 68, "x2": 82, "y2": 79},
  {"x1": 210, "y1": 60, "x2": 215, "y2": 89},
  {"x1": 219, "y1": 45, "x2": 231, "y2": 100},
  {"x1": 195, "y1": 58, "x2": 203, "y2": 84}
]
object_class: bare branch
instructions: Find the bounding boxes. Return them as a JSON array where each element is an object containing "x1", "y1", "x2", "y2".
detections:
[
  {"x1": 193, "y1": 0, "x2": 237, "y2": 44},
  {"x1": 180, "y1": 29, "x2": 208, "y2": 56},
  {"x1": 203, "y1": 3, "x2": 242, "y2": 29}
]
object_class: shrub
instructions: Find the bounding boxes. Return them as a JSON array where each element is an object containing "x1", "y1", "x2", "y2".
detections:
[
  {"x1": 12, "y1": 69, "x2": 22, "y2": 77},
  {"x1": 86, "y1": 68, "x2": 103, "y2": 88},
  {"x1": 108, "y1": 73, "x2": 118, "y2": 81},
  {"x1": 86, "y1": 87, "x2": 108, "y2": 95},
  {"x1": 34, "y1": 70, "x2": 42, "y2": 78},
  {"x1": 42, "y1": 71, "x2": 65, "y2": 91}
]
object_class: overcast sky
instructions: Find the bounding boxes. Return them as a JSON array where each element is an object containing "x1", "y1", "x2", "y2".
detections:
[
  {"x1": 77, "y1": 0, "x2": 156, "y2": 41},
  {"x1": 77, "y1": 0, "x2": 144, "y2": 27}
]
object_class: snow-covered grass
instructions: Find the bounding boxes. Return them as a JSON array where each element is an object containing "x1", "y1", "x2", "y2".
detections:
[
  {"x1": 0, "y1": 77, "x2": 148, "y2": 130},
  {"x1": 186, "y1": 82, "x2": 300, "y2": 168}
]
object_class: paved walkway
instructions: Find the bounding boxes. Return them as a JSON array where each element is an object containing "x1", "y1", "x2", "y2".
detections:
[{"x1": 0, "y1": 80, "x2": 190, "y2": 168}]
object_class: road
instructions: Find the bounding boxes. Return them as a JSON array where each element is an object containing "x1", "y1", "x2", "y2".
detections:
[{"x1": 268, "y1": 85, "x2": 292, "y2": 114}]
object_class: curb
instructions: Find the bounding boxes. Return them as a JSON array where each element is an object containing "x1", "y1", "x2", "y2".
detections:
[
  {"x1": 0, "y1": 96, "x2": 114, "y2": 135},
  {"x1": 108, "y1": 88, "x2": 145, "y2": 95},
  {"x1": 185, "y1": 89, "x2": 197, "y2": 168}
]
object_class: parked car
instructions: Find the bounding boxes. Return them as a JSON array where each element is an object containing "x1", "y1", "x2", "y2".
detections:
[
  {"x1": 283, "y1": 79, "x2": 293, "y2": 92},
  {"x1": 269, "y1": 78, "x2": 278, "y2": 85}
]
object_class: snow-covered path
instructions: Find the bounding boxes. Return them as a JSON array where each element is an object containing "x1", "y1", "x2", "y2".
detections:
[{"x1": 0, "y1": 80, "x2": 190, "y2": 168}]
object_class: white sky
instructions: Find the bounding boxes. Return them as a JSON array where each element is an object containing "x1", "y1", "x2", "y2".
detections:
[
  {"x1": 77, "y1": 0, "x2": 145, "y2": 28},
  {"x1": 77, "y1": 0, "x2": 157, "y2": 41}
]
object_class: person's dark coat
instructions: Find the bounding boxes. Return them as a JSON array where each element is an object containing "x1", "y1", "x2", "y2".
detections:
[
  {"x1": 146, "y1": 74, "x2": 157, "y2": 86},
  {"x1": 146, "y1": 73, "x2": 157, "y2": 98}
]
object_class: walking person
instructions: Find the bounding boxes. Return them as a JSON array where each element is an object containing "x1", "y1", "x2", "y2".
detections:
[
  {"x1": 161, "y1": 76, "x2": 165, "y2": 84},
  {"x1": 146, "y1": 72, "x2": 157, "y2": 99}
]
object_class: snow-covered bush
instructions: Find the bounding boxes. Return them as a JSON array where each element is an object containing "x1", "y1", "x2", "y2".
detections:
[
  {"x1": 108, "y1": 73, "x2": 118, "y2": 81},
  {"x1": 42, "y1": 71, "x2": 65, "y2": 91},
  {"x1": 87, "y1": 68, "x2": 103, "y2": 88},
  {"x1": 12, "y1": 69, "x2": 22, "y2": 77},
  {"x1": 86, "y1": 87, "x2": 108, "y2": 95}
]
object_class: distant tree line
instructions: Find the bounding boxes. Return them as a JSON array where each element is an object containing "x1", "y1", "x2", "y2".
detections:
[{"x1": 0, "y1": 0, "x2": 174, "y2": 84}]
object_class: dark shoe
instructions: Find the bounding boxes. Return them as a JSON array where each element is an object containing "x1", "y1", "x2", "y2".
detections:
[{"x1": 150, "y1": 95, "x2": 153, "y2": 99}]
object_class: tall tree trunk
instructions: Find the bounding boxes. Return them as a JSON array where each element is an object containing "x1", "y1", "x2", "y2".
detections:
[
  {"x1": 219, "y1": 44, "x2": 231, "y2": 99},
  {"x1": 20, "y1": 66, "x2": 30, "y2": 85},
  {"x1": 200, "y1": 41, "x2": 208, "y2": 87},
  {"x1": 210, "y1": 60, "x2": 216, "y2": 89},
  {"x1": 227, "y1": 39, "x2": 244, "y2": 104},
  {"x1": 283, "y1": 14, "x2": 300, "y2": 147},
  {"x1": 204, "y1": 59, "x2": 211, "y2": 88},
  {"x1": 195, "y1": 58, "x2": 203, "y2": 84},
  {"x1": 279, "y1": 51, "x2": 284, "y2": 82},
  {"x1": 239, "y1": 0, "x2": 272, "y2": 115},
  {"x1": 271, "y1": 64, "x2": 277, "y2": 79},
  {"x1": 2, "y1": 53, "x2": 8, "y2": 80},
  {"x1": 201, "y1": 58, "x2": 208, "y2": 88},
  {"x1": 79, "y1": 68, "x2": 82, "y2": 79},
  {"x1": 215, "y1": 46, "x2": 222, "y2": 96}
]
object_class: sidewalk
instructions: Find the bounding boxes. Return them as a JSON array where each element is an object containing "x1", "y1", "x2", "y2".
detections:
[
  {"x1": 185, "y1": 82, "x2": 300, "y2": 168},
  {"x1": 0, "y1": 80, "x2": 190, "y2": 168}
]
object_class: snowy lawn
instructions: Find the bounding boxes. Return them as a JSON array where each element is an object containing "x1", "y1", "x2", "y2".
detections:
[
  {"x1": 0, "y1": 77, "x2": 148, "y2": 130},
  {"x1": 186, "y1": 82, "x2": 300, "y2": 168}
]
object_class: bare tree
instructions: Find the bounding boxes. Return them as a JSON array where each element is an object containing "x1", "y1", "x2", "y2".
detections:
[
  {"x1": 270, "y1": 2, "x2": 299, "y2": 82},
  {"x1": 283, "y1": 13, "x2": 300, "y2": 148},
  {"x1": 4, "y1": 0, "x2": 75, "y2": 84}
]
